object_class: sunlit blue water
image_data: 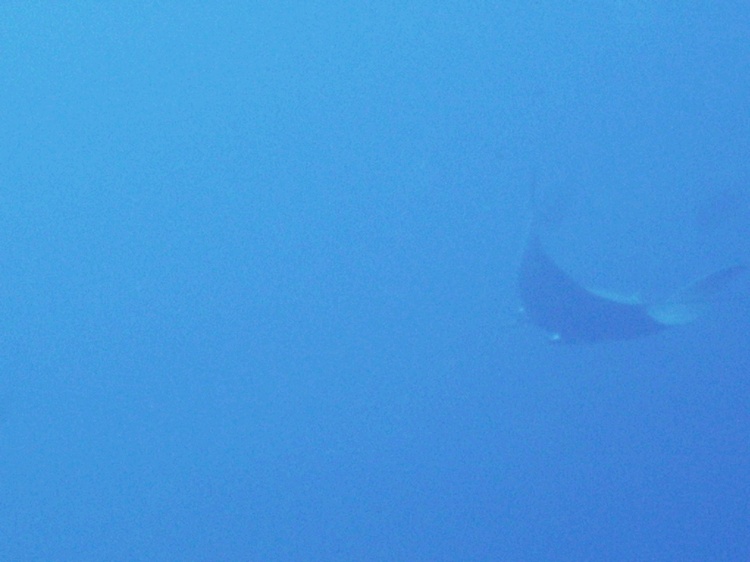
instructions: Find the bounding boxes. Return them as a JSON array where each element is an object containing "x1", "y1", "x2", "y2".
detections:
[{"x1": 0, "y1": 4, "x2": 748, "y2": 560}]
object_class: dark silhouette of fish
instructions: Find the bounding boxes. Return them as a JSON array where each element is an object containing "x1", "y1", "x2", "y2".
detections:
[{"x1": 518, "y1": 230, "x2": 746, "y2": 343}]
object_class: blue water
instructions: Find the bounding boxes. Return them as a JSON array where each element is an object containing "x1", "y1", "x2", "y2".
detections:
[{"x1": 1, "y1": 4, "x2": 748, "y2": 560}]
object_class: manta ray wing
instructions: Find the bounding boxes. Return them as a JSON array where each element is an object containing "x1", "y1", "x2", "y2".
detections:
[
  {"x1": 518, "y1": 233, "x2": 666, "y2": 343},
  {"x1": 647, "y1": 263, "x2": 748, "y2": 326}
]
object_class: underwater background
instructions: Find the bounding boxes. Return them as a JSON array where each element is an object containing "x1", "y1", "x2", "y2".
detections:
[{"x1": 1, "y1": 3, "x2": 748, "y2": 560}]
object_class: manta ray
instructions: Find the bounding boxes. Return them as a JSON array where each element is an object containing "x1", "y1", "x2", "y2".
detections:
[{"x1": 518, "y1": 230, "x2": 746, "y2": 343}]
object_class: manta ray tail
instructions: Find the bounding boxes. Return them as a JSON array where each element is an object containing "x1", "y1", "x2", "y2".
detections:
[{"x1": 647, "y1": 264, "x2": 747, "y2": 326}]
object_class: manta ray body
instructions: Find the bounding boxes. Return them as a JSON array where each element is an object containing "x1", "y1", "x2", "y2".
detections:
[{"x1": 518, "y1": 231, "x2": 745, "y2": 343}]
